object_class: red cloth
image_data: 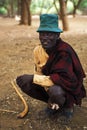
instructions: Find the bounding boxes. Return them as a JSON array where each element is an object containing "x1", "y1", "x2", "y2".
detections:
[{"x1": 42, "y1": 38, "x2": 86, "y2": 107}]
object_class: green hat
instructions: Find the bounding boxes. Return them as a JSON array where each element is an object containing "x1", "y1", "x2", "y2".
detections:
[{"x1": 37, "y1": 14, "x2": 63, "y2": 33}]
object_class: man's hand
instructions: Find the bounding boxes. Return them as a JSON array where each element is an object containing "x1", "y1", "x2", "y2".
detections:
[
  {"x1": 33, "y1": 74, "x2": 54, "y2": 87},
  {"x1": 51, "y1": 103, "x2": 59, "y2": 110},
  {"x1": 16, "y1": 74, "x2": 33, "y2": 93}
]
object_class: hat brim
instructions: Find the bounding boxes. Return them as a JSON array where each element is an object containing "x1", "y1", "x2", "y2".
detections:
[{"x1": 37, "y1": 27, "x2": 63, "y2": 33}]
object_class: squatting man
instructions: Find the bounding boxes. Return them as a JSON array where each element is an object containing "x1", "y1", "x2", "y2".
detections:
[{"x1": 16, "y1": 14, "x2": 86, "y2": 119}]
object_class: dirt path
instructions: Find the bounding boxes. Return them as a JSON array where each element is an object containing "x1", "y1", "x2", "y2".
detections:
[{"x1": 0, "y1": 16, "x2": 87, "y2": 130}]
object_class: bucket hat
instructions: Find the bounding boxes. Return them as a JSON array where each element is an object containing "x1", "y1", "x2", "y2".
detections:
[{"x1": 37, "y1": 14, "x2": 63, "y2": 33}]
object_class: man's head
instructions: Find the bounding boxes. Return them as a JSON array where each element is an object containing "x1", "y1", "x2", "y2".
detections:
[
  {"x1": 37, "y1": 14, "x2": 62, "y2": 51},
  {"x1": 39, "y1": 31, "x2": 60, "y2": 50}
]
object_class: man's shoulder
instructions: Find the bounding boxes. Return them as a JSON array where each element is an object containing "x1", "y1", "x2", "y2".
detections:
[{"x1": 58, "y1": 38, "x2": 73, "y2": 52}]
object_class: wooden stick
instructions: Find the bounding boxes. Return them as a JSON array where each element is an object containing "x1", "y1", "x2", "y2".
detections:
[
  {"x1": 11, "y1": 80, "x2": 29, "y2": 118},
  {"x1": 0, "y1": 109, "x2": 18, "y2": 113}
]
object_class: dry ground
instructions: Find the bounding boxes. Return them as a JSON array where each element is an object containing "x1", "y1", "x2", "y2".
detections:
[{"x1": 0, "y1": 15, "x2": 87, "y2": 130}]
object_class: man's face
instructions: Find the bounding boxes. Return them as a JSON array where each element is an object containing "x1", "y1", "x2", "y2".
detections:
[{"x1": 39, "y1": 32, "x2": 60, "y2": 50}]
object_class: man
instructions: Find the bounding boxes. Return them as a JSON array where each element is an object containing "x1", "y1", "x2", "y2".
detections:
[{"x1": 16, "y1": 14, "x2": 86, "y2": 119}]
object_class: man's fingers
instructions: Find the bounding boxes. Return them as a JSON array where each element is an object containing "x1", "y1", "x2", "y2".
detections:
[{"x1": 51, "y1": 103, "x2": 59, "y2": 110}]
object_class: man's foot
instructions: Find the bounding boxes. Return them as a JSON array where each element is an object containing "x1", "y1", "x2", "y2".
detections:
[
  {"x1": 63, "y1": 108, "x2": 74, "y2": 119},
  {"x1": 37, "y1": 107, "x2": 62, "y2": 120},
  {"x1": 45, "y1": 107, "x2": 58, "y2": 116},
  {"x1": 56, "y1": 108, "x2": 74, "y2": 124}
]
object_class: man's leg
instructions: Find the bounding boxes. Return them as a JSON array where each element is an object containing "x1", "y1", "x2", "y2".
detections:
[
  {"x1": 22, "y1": 83, "x2": 49, "y2": 103},
  {"x1": 47, "y1": 85, "x2": 66, "y2": 108},
  {"x1": 38, "y1": 85, "x2": 66, "y2": 116},
  {"x1": 16, "y1": 74, "x2": 49, "y2": 102},
  {"x1": 47, "y1": 85, "x2": 74, "y2": 118}
]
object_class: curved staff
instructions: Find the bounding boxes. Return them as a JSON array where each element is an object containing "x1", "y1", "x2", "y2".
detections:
[{"x1": 11, "y1": 80, "x2": 29, "y2": 118}]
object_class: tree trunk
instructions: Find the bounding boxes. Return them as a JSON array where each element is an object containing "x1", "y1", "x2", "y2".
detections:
[
  {"x1": 53, "y1": 0, "x2": 59, "y2": 13},
  {"x1": 20, "y1": 0, "x2": 31, "y2": 25},
  {"x1": 10, "y1": 0, "x2": 14, "y2": 17},
  {"x1": 72, "y1": 0, "x2": 82, "y2": 17},
  {"x1": 17, "y1": 0, "x2": 21, "y2": 15},
  {"x1": 59, "y1": 0, "x2": 69, "y2": 31}
]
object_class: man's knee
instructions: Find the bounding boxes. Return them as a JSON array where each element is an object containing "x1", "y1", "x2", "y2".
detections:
[
  {"x1": 16, "y1": 74, "x2": 33, "y2": 94},
  {"x1": 48, "y1": 85, "x2": 65, "y2": 96},
  {"x1": 47, "y1": 85, "x2": 65, "y2": 106}
]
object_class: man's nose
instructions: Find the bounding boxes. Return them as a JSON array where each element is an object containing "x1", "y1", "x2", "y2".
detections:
[{"x1": 43, "y1": 35, "x2": 49, "y2": 39}]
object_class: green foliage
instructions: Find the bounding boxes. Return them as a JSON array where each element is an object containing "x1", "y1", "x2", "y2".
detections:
[
  {"x1": 0, "y1": 7, "x2": 7, "y2": 14},
  {"x1": 70, "y1": 0, "x2": 87, "y2": 9},
  {"x1": 0, "y1": 0, "x2": 87, "y2": 16},
  {"x1": 67, "y1": 1, "x2": 74, "y2": 14},
  {"x1": 30, "y1": 0, "x2": 87, "y2": 15},
  {"x1": 30, "y1": 0, "x2": 58, "y2": 14},
  {"x1": 0, "y1": 0, "x2": 18, "y2": 15},
  {"x1": 79, "y1": 0, "x2": 87, "y2": 9},
  {"x1": 47, "y1": 6, "x2": 57, "y2": 14},
  {"x1": 0, "y1": 0, "x2": 5, "y2": 6}
]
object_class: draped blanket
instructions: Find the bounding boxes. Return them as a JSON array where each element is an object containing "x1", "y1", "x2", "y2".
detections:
[{"x1": 42, "y1": 38, "x2": 86, "y2": 107}]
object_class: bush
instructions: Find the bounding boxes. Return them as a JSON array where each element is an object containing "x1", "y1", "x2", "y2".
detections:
[{"x1": 0, "y1": 7, "x2": 7, "y2": 15}]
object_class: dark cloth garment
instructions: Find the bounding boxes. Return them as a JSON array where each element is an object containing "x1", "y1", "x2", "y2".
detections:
[
  {"x1": 42, "y1": 38, "x2": 86, "y2": 107},
  {"x1": 24, "y1": 83, "x2": 66, "y2": 107},
  {"x1": 26, "y1": 83, "x2": 49, "y2": 103},
  {"x1": 47, "y1": 85, "x2": 65, "y2": 107}
]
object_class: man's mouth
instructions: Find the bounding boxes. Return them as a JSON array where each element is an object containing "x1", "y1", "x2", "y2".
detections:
[{"x1": 43, "y1": 42, "x2": 48, "y2": 45}]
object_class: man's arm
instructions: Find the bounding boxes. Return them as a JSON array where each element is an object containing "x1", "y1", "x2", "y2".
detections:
[
  {"x1": 49, "y1": 52, "x2": 78, "y2": 92},
  {"x1": 33, "y1": 45, "x2": 54, "y2": 88},
  {"x1": 33, "y1": 45, "x2": 49, "y2": 75},
  {"x1": 33, "y1": 74, "x2": 54, "y2": 87}
]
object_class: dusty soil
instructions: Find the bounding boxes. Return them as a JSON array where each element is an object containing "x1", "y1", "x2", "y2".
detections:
[{"x1": 0, "y1": 15, "x2": 87, "y2": 130}]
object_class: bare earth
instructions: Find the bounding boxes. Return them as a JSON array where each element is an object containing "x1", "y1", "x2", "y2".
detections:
[{"x1": 0, "y1": 16, "x2": 87, "y2": 130}]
